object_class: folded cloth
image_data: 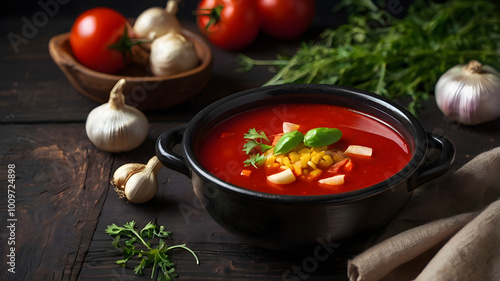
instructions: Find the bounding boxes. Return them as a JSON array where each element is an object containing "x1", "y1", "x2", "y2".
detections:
[{"x1": 348, "y1": 147, "x2": 500, "y2": 281}]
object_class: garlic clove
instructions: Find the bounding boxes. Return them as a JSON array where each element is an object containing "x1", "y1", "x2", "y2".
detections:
[
  {"x1": 116, "y1": 156, "x2": 163, "y2": 204},
  {"x1": 112, "y1": 163, "x2": 146, "y2": 190},
  {"x1": 149, "y1": 33, "x2": 199, "y2": 77},
  {"x1": 85, "y1": 79, "x2": 150, "y2": 152},
  {"x1": 124, "y1": 168, "x2": 159, "y2": 204}
]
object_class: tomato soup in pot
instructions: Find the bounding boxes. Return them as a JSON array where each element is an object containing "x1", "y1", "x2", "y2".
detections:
[{"x1": 197, "y1": 103, "x2": 412, "y2": 196}]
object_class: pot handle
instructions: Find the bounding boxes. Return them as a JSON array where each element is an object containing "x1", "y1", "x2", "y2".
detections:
[
  {"x1": 409, "y1": 133, "x2": 455, "y2": 191},
  {"x1": 155, "y1": 125, "x2": 191, "y2": 177}
]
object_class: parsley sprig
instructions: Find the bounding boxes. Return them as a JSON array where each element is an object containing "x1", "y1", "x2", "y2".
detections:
[
  {"x1": 242, "y1": 128, "x2": 273, "y2": 168},
  {"x1": 105, "y1": 221, "x2": 199, "y2": 281}
]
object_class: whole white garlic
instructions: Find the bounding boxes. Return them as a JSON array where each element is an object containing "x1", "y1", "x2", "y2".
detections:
[
  {"x1": 435, "y1": 60, "x2": 500, "y2": 125},
  {"x1": 149, "y1": 33, "x2": 199, "y2": 77},
  {"x1": 133, "y1": 0, "x2": 182, "y2": 43},
  {"x1": 112, "y1": 156, "x2": 163, "y2": 203},
  {"x1": 85, "y1": 79, "x2": 149, "y2": 152}
]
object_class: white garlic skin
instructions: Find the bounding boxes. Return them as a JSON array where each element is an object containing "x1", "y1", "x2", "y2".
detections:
[
  {"x1": 435, "y1": 61, "x2": 500, "y2": 125},
  {"x1": 112, "y1": 163, "x2": 146, "y2": 189},
  {"x1": 124, "y1": 168, "x2": 159, "y2": 203},
  {"x1": 133, "y1": 0, "x2": 182, "y2": 49},
  {"x1": 149, "y1": 33, "x2": 199, "y2": 77},
  {"x1": 123, "y1": 156, "x2": 162, "y2": 203},
  {"x1": 85, "y1": 79, "x2": 149, "y2": 152}
]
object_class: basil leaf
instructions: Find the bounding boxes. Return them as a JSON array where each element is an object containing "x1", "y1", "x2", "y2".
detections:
[
  {"x1": 274, "y1": 131, "x2": 304, "y2": 155},
  {"x1": 304, "y1": 128, "x2": 342, "y2": 147}
]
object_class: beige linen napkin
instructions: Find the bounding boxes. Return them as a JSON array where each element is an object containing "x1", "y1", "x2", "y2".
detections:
[{"x1": 348, "y1": 147, "x2": 500, "y2": 281}]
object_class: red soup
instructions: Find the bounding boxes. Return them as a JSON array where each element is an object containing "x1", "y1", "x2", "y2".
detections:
[{"x1": 197, "y1": 103, "x2": 412, "y2": 196}]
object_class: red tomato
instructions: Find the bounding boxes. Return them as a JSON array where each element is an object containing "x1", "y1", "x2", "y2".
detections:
[
  {"x1": 257, "y1": 0, "x2": 315, "y2": 39},
  {"x1": 196, "y1": 0, "x2": 260, "y2": 50},
  {"x1": 69, "y1": 7, "x2": 132, "y2": 74}
]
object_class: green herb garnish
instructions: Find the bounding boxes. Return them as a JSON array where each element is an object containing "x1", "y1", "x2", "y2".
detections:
[
  {"x1": 304, "y1": 128, "x2": 342, "y2": 147},
  {"x1": 244, "y1": 128, "x2": 270, "y2": 142},
  {"x1": 243, "y1": 153, "x2": 267, "y2": 168},
  {"x1": 243, "y1": 129, "x2": 273, "y2": 167},
  {"x1": 273, "y1": 130, "x2": 304, "y2": 155},
  {"x1": 105, "y1": 221, "x2": 199, "y2": 281},
  {"x1": 238, "y1": 0, "x2": 500, "y2": 115}
]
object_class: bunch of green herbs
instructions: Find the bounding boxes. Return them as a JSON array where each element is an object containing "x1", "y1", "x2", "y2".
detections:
[
  {"x1": 105, "y1": 221, "x2": 199, "y2": 281},
  {"x1": 239, "y1": 0, "x2": 500, "y2": 114}
]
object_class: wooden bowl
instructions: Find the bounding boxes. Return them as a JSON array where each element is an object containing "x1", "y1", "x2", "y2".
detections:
[{"x1": 49, "y1": 29, "x2": 213, "y2": 111}]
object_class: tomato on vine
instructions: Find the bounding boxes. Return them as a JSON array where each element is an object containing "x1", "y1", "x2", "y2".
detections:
[
  {"x1": 195, "y1": 0, "x2": 260, "y2": 51},
  {"x1": 69, "y1": 7, "x2": 135, "y2": 74}
]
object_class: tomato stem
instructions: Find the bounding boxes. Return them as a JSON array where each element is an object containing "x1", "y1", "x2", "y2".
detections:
[
  {"x1": 194, "y1": 4, "x2": 224, "y2": 31},
  {"x1": 108, "y1": 26, "x2": 148, "y2": 66}
]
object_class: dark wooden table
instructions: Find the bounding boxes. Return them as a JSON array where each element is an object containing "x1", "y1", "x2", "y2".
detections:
[{"x1": 1, "y1": 1, "x2": 499, "y2": 280}]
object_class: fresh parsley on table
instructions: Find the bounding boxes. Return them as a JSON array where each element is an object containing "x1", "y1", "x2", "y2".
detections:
[{"x1": 105, "y1": 221, "x2": 199, "y2": 281}]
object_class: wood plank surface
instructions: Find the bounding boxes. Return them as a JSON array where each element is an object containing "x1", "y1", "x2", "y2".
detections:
[
  {"x1": 1, "y1": 1, "x2": 500, "y2": 280},
  {"x1": 0, "y1": 124, "x2": 113, "y2": 280}
]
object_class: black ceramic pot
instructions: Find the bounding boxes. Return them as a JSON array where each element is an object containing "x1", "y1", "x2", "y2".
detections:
[{"x1": 155, "y1": 84, "x2": 455, "y2": 250}]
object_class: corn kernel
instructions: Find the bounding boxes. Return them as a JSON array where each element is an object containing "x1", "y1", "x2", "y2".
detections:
[
  {"x1": 318, "y1": 160, "x2": 330, "y2": 169},
  {"x1": 288, "y1": 151, "x2": 300, "y2": 163},
  {"x1": 308, "y1": 161, "x2": 317, "y2": 169},
  {"x1": 333, "y1": 154, "x2": 344, "y2": 162},
  {"x1": 293, "y1": 162, "x2": 302, "y2": 176},
  {"x1": 314, "y1": 146, "x2": 328, "y2": 152},
  {"x1": 299, "y1": 148, "x2": 310, "y2": 155},
  {"x1": 265, "y1": 156, "x2": 276, "y2": 167},
  {"x1": 276, "y1": 154, "x2": 285, "y2": 164},
  {"x1": 309, "y1": 168, "x2": 323, "y2": 179},
  {"x1": 323, "y1": 155, "x2": 334, "y2": 166},
  {"x1": 283, "y1": 156, "x2": 292, "y2": 168},
  {"x1": 300, "y1": 154, "x2": 311, "y2": 162},
  {"x1": 311, "y1": 154, "x2": 321, "y2": 165}
]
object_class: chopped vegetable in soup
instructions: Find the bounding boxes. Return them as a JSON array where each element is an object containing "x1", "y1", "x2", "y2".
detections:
[{"x1": 197, "y1": 104, "x2": 412, "y2": 195}]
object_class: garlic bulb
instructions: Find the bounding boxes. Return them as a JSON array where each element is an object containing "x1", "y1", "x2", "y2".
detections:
[
  {"x1": 85, "y1": 79, "x2": 149, "y2": 152},
  {"x1": 133, "y1": 0, "x2": 182, "y2": 42},
  {"x1": 112, "y1": 156, "x2": 163, "y2": 203},
  {"x1": 149, "y1": 33, "x2": 199, "y2": 76},
  {"x1": 435, "y1": 60, "x2": 500, "y2": 125}
]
